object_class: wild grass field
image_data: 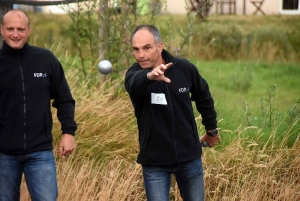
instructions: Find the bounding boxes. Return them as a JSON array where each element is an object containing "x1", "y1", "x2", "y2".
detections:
[{"x1": 18, "y1": 10, "x2": 300, "y2": 201}]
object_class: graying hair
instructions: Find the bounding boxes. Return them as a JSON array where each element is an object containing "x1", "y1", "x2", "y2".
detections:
[{"x1": 132, "y1": 25, "x2": 161, "y2": 44}]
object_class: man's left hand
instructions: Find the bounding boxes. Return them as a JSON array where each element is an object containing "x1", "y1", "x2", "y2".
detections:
[
  {"x1": 59, "y1": 134, "x2": 76, "y2": 156},
  {"x1": 200, "y1": 133, "x2": 220, "y2": 147}
]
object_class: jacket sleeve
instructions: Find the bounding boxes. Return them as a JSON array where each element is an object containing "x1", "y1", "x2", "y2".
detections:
[
  {"x1": 50, "y1": 55, "x2": 77, "y2": 135},
  {"x1": 190, "y1": 64, "x2": 217, "y2": 130},
  {"x1": 124, "y1": 64, "x2": 153, "y2": 105}
]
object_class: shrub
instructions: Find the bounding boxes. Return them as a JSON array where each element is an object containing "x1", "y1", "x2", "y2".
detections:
[
  {"x1": 193, "y1": 23, "x2": 243, "y2": 60},
  {"x1": 287, "y1": 27, "x2": 300, "y2": 60},
  {"x1": 249, "y1": 26, "x2": 293, "y2": 61}
]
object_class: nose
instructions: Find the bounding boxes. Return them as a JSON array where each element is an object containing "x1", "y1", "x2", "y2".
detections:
[
  {"x1": 12, "y1": 29, "x2": 19, "y2": 37},
  {"x1": 137, "y1": 50, "x2": 145, "y2": 59}
]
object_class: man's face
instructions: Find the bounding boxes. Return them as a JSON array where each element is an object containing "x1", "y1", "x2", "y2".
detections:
[
  {"x1": 132, "y1": 29, "x2": 163, "y2": 69},
  {"x1": 1, "y1": 10, "x2": 31, "y2": 50}
]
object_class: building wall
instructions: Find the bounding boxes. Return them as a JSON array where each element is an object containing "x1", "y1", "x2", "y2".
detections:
[
  {"x1": 164, "y1": 0, "x2": 187, "y2": 14},
  {"x1": 210, "y1": 0, "x2": 280, "y2": 15},
  {"x1": 166, "y1": 0, "x2": 300, "y2": 15}
]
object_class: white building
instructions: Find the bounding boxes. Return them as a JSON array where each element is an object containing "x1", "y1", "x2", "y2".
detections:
[
  {"x1": 15, "y1": 0, "x2": 300, "y2": 15},
  {"x1": 166, "y1": 0, "x2": 300, "y2": 15}
]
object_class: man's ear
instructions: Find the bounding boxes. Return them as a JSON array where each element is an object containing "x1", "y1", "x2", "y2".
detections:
[{"x1": 158, "y1": 42, "x2": 164, "y2": 53}]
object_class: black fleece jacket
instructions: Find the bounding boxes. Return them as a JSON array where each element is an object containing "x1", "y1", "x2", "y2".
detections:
[
  {"x1": 0, "y1": 41, "x2": 77, "y2": 155},
  {"x1": 125, "y1": 49, "x2": 217, "y2": 166}
]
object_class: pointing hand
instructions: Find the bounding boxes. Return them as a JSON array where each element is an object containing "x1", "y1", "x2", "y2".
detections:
[{"x1": 147, "y1": 62, "x2": 172, "y2": 83}]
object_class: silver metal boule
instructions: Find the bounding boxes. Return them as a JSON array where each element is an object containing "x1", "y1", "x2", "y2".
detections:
[
  {"x1": 200, "y1": 136, "x2": 209, "y2": 147},
  {"x1": 98, "y1": 60, "x2": 113, "y2": 75}
]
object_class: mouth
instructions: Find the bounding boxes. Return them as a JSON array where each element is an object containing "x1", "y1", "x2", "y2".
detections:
[
  {"x1": 139, "y1": 60, "x2": 150, "y2": 65},
  {"x1": 10, "y1": 39, "x2": 21, "y2": 43}
]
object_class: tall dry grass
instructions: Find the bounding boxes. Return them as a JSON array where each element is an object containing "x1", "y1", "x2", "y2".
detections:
[
  {"x1": 20, "y1": 70, "x2": 299, "y2": 200},
  {"x1": 203, "y1": 126, "x2": 300, "y2": 201}
]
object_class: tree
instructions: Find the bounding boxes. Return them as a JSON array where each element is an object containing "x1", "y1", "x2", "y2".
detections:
[
  {"x1": 188, "y1": 0, "x2": 212, "y2": 20},
  {"x1": 0, "y1": 3, "x2": 13, "y2": 47}
]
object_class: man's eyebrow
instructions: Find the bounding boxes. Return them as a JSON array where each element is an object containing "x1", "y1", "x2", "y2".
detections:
[{"x1": 132, "y1": 44, "x2": 151, "y2": 49}]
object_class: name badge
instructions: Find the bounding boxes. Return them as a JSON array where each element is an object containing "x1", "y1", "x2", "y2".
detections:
[{"x1": 151, "y1": 93, "x2": 167, "y2": 105}]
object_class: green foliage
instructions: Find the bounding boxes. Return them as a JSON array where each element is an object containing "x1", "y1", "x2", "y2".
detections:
[
  {"x1": 238, "y1": 84, "x2": 300, "y2": 148},
  {"x1": 202, "y1": 23, "x2": 243, "y2": 59},
  {"x1": 45, "y1": 0, "x2": 197, "y2": 85},
  {"x1": 243, "y1": 84, "x2": 278, "y2": 127},
  {"x1": 287, "y1": 27, "x2": 300, "y2": 59},
  {"x1": 286, "y1": 98, "x2": 300, "y2": 124},
  {"x1": 193, "y1": 60, "x2": 300, "y2": 149},
  {"x1": 189, "y1": 15, "x2": 300, "y2": 62},
  {"x1": 249, "y1": 26, "x2": 293, "y2": 61},
  {"x1": 227, "y1": 62, "x2": 253, "y2": 93}
]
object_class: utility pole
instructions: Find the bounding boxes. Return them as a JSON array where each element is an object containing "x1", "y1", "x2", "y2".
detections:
[
  {"x1": 98, "y1": 0, "x2": 109, "y2": 83},
  {"x1": 98, "y1": 0, "x2": 109, "y2": 61}
]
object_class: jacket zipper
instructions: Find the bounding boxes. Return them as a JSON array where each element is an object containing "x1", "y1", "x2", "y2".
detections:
[
  {"x1": 164, "y1": 70, "x2": 178, "y2": 164},
  {"x1": 17, "y1": 51, "x2": 27, "y2": 150}
]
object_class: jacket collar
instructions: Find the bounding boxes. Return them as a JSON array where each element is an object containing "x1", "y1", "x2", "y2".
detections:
[
  {"x1": 161, "y1": 49, "x2": 177, "y2": 64},
  {"x1": 1, "y1": 41, "x2": 29, "y2": 56}
]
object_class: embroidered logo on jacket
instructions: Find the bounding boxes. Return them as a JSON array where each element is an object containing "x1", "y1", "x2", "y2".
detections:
[
  {"x1": 34, "y1": 73, "x2": 47, "y2": 78},
  {"x1": 179, "y1": 87, "x2": 189, "y2": 93}
]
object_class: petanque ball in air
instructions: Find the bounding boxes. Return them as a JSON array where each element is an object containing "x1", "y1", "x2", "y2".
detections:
[{"x1": 98, "y1": 60, "x2": 113, "y2": 75}]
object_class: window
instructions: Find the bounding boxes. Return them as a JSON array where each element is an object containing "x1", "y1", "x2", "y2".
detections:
[
  {"x1": 283, "y1": 0, "x2": 299, "y2": 10},
  {"x1": 280, "y1": 0, "x2": 300, "y2": 14}
]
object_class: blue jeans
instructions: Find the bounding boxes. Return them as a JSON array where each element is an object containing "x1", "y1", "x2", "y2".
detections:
[
  {"x1": 0, "y1": 150, "x2": 58, "y2": 201},
  {"x1": 142, "y1": 158, "x2": 204, "y2": 201}
]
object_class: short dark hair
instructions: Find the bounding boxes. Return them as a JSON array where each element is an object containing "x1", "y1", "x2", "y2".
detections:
[{"x1": 132, "y1": 25, "x2": 161, "y2": 44}]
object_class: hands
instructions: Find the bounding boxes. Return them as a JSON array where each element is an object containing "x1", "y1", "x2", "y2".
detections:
[
  {"x1": 200, "y1": 133, "x2": 220, "y2": 148},
  {"x1": 147, "y1": 62, "x2": 172, "y2": 83},
  {"x1": 59, "y1": 134, "x2": 76, "y2": 157}
]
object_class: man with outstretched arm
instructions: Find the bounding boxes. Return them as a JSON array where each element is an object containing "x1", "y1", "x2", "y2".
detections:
[{"x1": 125, "y1": 24, "x2": 220, "y2": 201}]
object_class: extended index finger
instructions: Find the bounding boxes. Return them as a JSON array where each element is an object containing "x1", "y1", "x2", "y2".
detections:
[{"x1": 165, "y1": 62, "x2": 173, "y2": 68}]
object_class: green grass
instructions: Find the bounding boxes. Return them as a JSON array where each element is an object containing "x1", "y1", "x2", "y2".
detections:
[
  {"x1": 190, "y1": 60, "x2": 300, "y2": 149},
  {"x1": 195, "y1": 60, "x2": 300, "y2": 112}
]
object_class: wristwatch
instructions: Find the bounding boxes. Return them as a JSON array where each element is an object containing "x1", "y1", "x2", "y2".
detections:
[{"x1": 206, "y1": 128, "x2": 219, "y2": 137}]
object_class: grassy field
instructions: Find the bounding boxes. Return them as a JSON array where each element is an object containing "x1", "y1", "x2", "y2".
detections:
[
  {"x1": 195, "y1": 60, "x2": 300, "y2": 121},
  {"x1": 18, "y1": 11, "x2": 300, "y2": 201}
]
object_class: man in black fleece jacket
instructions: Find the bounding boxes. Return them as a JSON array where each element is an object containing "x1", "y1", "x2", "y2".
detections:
[
  {"x1": 125, "y1": 25, "x2": 220, "y2": 201},
  {"x1": 0, "y1": 9, "x2": 77, "y2": 201}
]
